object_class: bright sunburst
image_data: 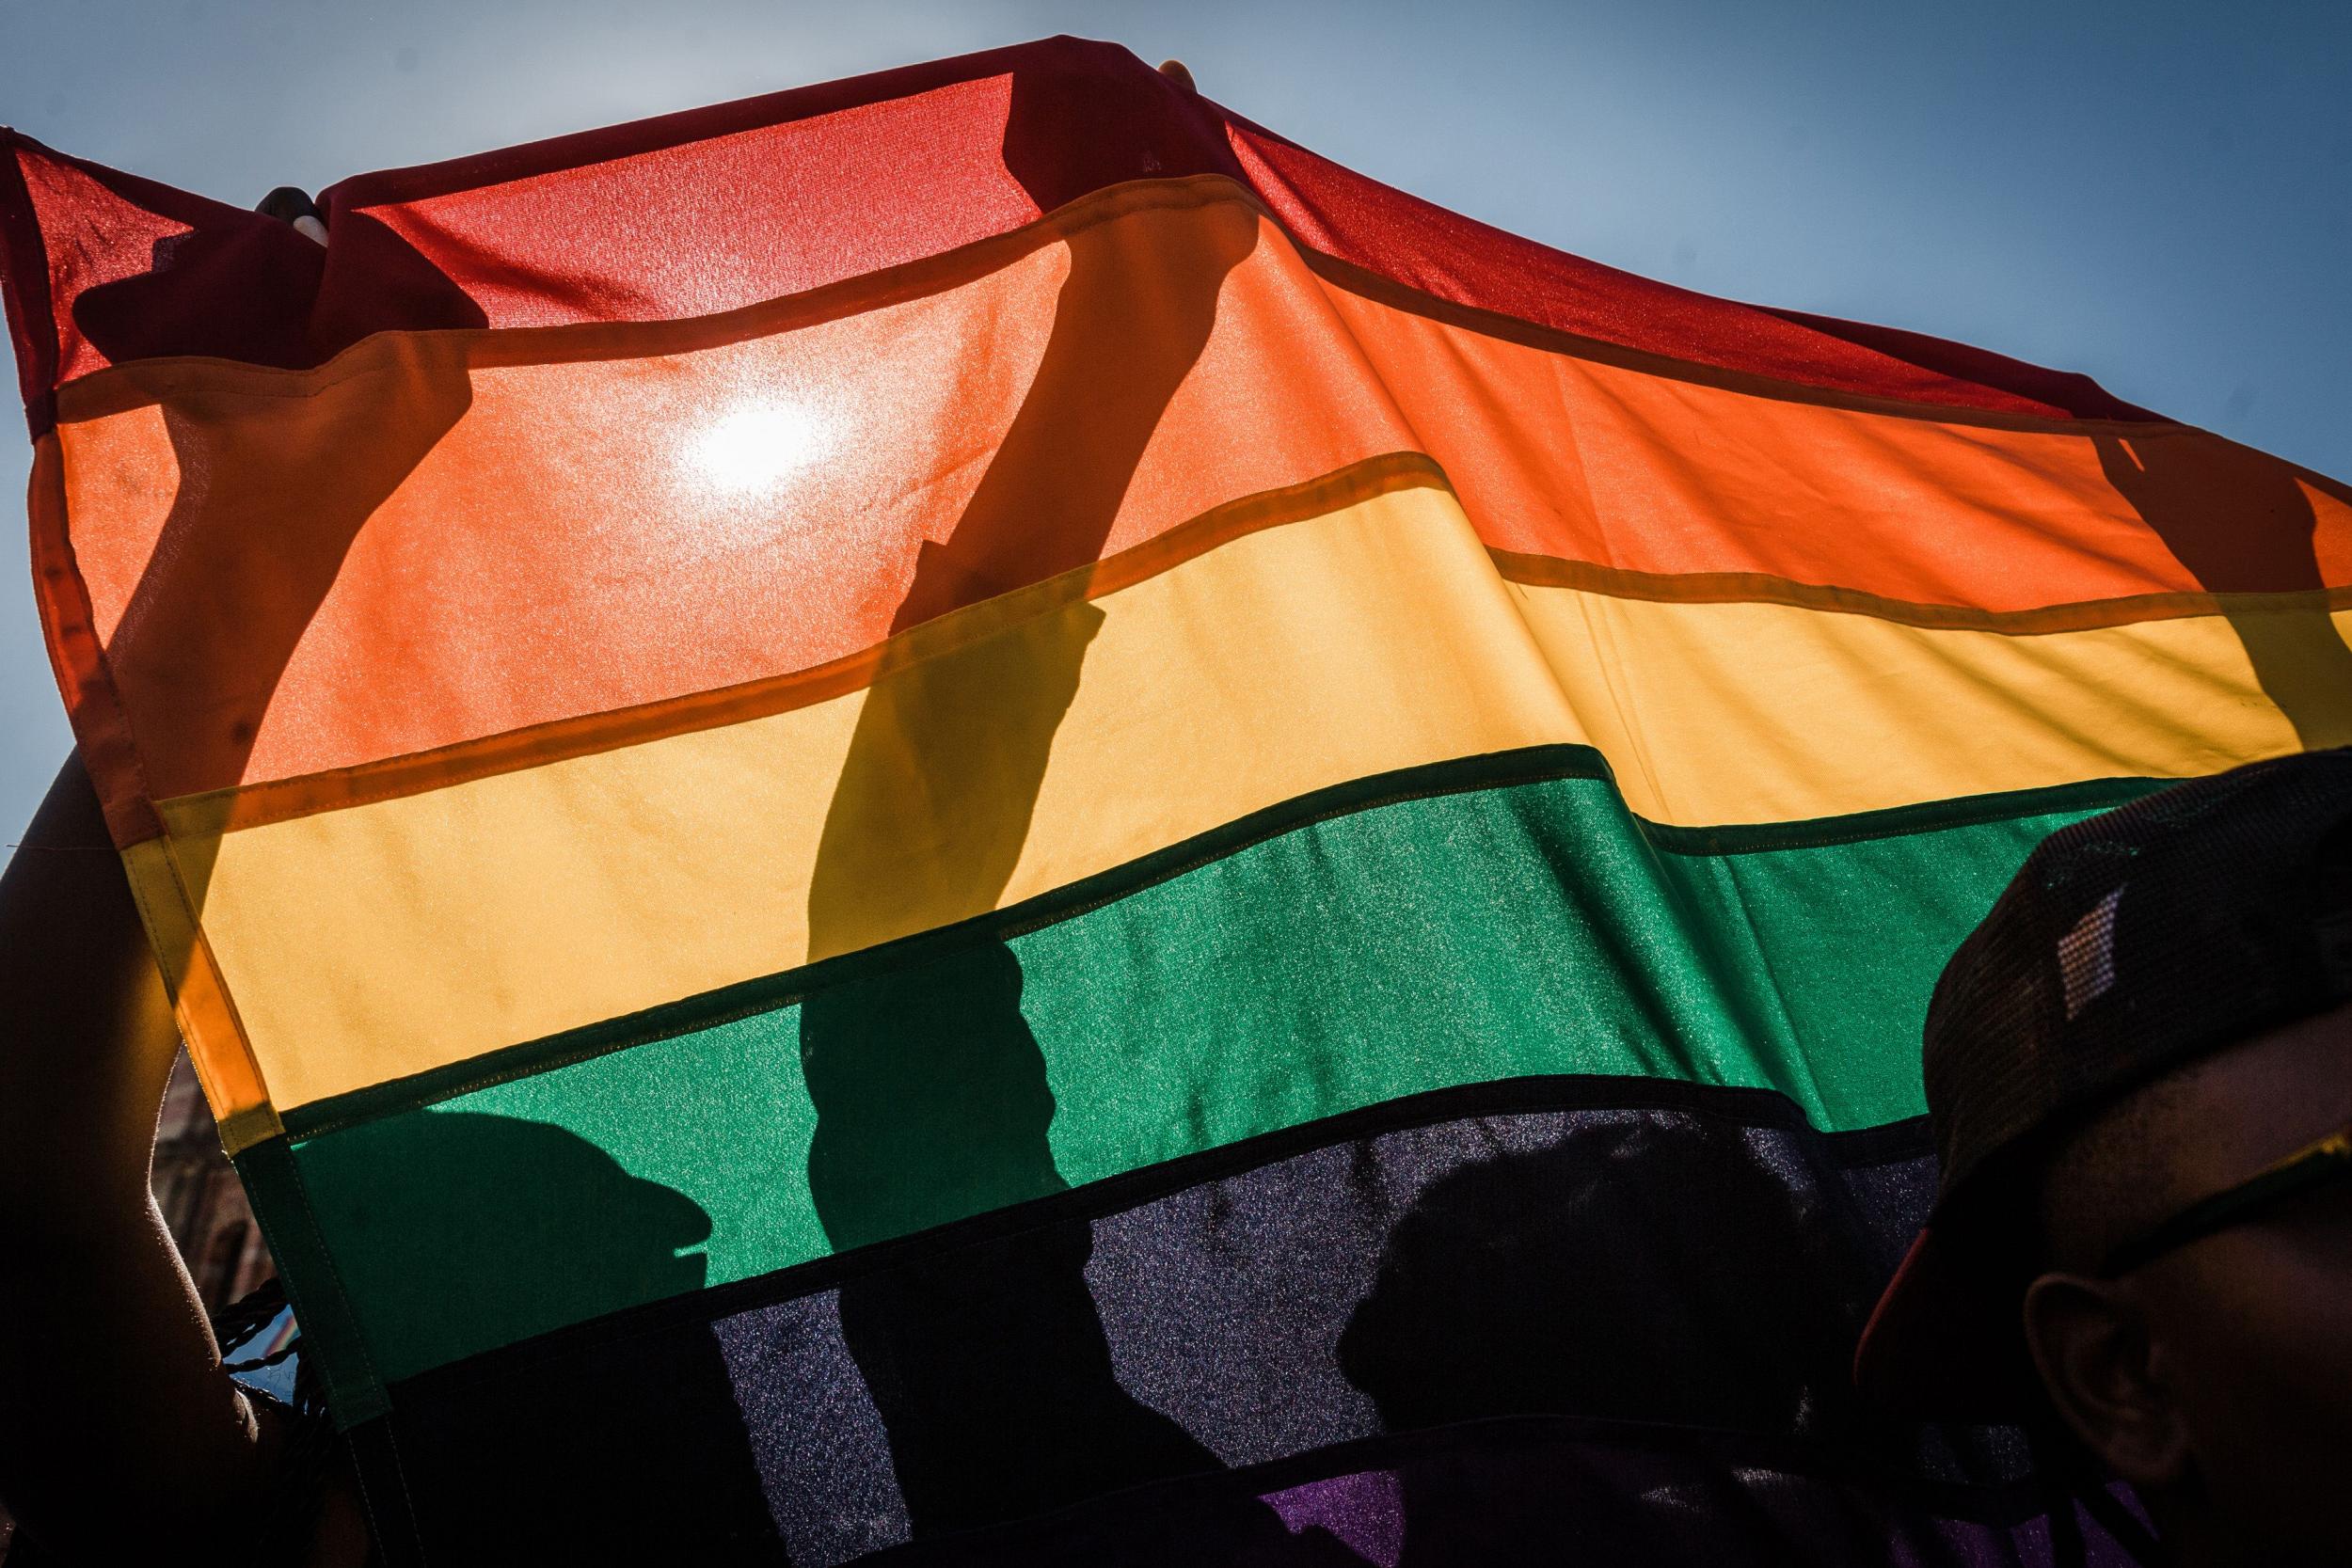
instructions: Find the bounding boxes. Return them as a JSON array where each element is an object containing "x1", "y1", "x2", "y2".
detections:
[{"x1": 687, "y1": 399, "x2": 833, "y2": 495}]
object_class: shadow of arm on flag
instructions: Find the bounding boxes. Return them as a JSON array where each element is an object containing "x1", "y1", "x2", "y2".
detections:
[
  {"x1": 792, "y1": 60, "x2": 1269, "y2": 1544},
  {"x1": 72, "y1": 308, "x2": 476, "y2": 907},
  {"x1": 2093, "y1": 432, "x2": 2352, "y2": 752}
]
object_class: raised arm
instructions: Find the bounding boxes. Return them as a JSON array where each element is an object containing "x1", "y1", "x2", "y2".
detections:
[{"x1": 0, "y1": 752, "x2": 278, "y2": 1558}]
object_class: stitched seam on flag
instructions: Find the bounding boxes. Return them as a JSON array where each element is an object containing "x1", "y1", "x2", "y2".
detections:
[
  {"x1": 339, "y1": 1423, "x2": 405, "y2": 1568},
  {"x1": 271, "y1": 757, "x2": 2154, "y2": 1141},
  {"x1": 152, "y1": 836, "x2": 279, "y2": 1144},
  {"x1": 277, "y1": 1156, "x2": 389, "y2": 1427},
  {"x1": 233, "y1": 1137, "x2": 392, "y2": 1426},
  {"x1": 117, "y1": 845, "x2": 276, "y2": 1145},
  {"x1": 28, "y1": 436, "x2": 164, "y2": 845},
  {"x1": 153, "y1": 451, "x2": 1454, "y2": 835},
  {"x1": 115, "y1": 850, "x2": 185, "y2": 1035},
  {"x1": 0, "y1": 136, "x2": 63, "y2": 440},
  {"x1": 1490, "y1": 553, "x2": 2352, "y2": 637},
  {"x1": 379, "y1": 1075, "x2": 1934, "y2": 1402},
  {"x1": 41, "y1": 172, "x2": 2197, "y2": 440},
  {"x1": 1291, "y1": 236, "x2": 2187, "y2": 436},
  {"x1": 371, "y1": 1421, "x2": 425, "y2": 1561},
  {"x1": 334, "y1": 1422, "x2": 405, "y2": 1567},
  {"x1": 343, "y1": 1418, "x2": 428, "y2": 1567},
  {"x1": 1640, "y1": 774, "x2": 2167, "y2": 856},
  {"x1": 45, "y1": 176, "x2": 1247, "y2": 416}
]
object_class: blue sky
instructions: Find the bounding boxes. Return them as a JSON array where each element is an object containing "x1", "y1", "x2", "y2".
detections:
[{"x1": 1, "y1": 0, "x2": 2346, "y2": 839}]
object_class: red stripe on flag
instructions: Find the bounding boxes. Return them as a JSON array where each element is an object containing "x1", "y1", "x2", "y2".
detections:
[{"x1": 3, "y1": 38, "x2": 2154, "y2": 431}]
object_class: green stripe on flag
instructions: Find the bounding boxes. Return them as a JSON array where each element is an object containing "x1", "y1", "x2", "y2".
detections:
[{"x1": 278, "y1": 752, "x2": 2158, "y2": 1389}]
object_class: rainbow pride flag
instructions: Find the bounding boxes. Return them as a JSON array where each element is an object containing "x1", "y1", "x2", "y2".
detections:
[{"x1": 6, "y1": 38, "x2": 2347, "y2": 1565}]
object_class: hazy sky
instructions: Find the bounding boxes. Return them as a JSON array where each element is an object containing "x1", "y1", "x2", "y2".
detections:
[{"x1": 1, "y1": 0, "x2": 2346, "y2": 840}]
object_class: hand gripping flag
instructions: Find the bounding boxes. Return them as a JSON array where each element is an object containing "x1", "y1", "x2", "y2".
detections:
[{"x1": 5, "y1": 37, "x2": 2347, "y2": 1566}]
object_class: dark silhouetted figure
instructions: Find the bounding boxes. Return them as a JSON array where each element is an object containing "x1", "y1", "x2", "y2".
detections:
[
  {"x1": 1336, "y1": 1117, "x2": 1965, "y2": 1566},
  {"x1": 2094, "y1": 432, "x2": 2352, "y2": 751},
  {"x1": 356, "y1": 1114, "x2": 787, "y2": 1562},
  {"x1": 797, "y1": 65, "x2": 1262, "y2": 1540}
]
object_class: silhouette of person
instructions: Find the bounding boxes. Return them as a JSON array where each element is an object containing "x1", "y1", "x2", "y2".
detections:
[
  {"x1": 796, "y1": 62, "x2": 1263, "y2": 1539},
  {"x1": 1335, "y1": 1116, "x2": 1915, "y2": 1565},
  {"x1": 359, "y1": 1113, "x2": 788, "y2": 1563}
]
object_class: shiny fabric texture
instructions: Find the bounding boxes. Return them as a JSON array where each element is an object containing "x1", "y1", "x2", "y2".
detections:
[{"x1": 4, "y1": 35, "x2": 2345, "y2": 1565}]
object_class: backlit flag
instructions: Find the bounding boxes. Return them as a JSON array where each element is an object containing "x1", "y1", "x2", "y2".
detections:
[{"x1": 6, "y1": 37, "x2": 2349, "y2": 1565}]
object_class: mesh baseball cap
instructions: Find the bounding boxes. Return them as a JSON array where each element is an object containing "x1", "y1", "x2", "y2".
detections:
[{"x1": 1854, "y1": 748, "x2": 2352, "y2": 1418}]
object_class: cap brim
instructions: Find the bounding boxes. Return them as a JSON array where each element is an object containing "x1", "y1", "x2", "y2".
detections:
[{"x1": 1853, "y1": 1217, "x2": 2043, "y2": 1423}]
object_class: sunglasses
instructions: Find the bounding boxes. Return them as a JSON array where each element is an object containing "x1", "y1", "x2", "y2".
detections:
[{"x1": 2099, "y1": 1125, "x2": 2352, "y2": 1278}]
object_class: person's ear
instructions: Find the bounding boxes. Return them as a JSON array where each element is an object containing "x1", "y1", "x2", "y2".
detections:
[{"x1": 2021, "y1": 1271, "x2": 2190, "y2": 1487}]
